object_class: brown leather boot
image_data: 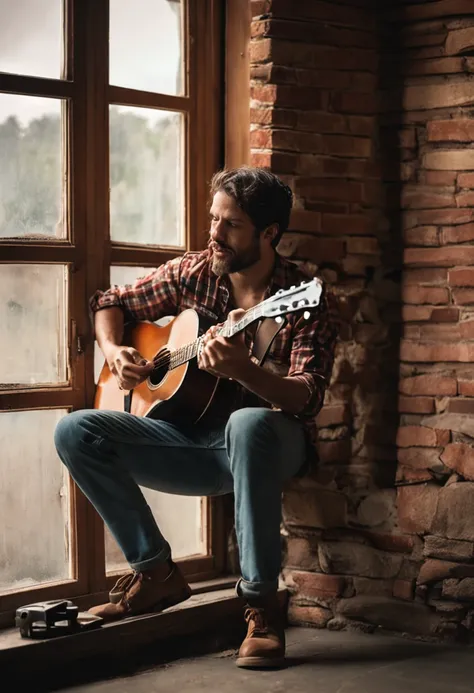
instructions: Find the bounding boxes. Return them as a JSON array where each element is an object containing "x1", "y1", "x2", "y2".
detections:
[
  {"x1": 89, "y1": 560, "x2": 191, "y2": 622},
  {"x1": 236, "y1": 594, "x2": 286, "y2": 668}
]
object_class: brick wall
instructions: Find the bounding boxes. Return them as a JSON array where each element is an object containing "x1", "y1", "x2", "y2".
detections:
[{"x1": 250, "y1": 0, "x2": 474, "y2": 640}]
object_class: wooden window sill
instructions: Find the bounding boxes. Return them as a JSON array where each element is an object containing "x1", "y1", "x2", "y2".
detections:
[{"x1": 0, "y1": 578, "x2": 287, "y2": 687}]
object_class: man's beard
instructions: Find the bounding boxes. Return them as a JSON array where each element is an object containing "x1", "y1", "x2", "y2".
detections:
[{"x1": 211, "y1": 241, "x2": 261, "y2": 276}]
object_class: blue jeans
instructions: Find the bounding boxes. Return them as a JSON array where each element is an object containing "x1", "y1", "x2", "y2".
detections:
[{"x1": 54, "y1": 407, "x2": 306, "y2": 600}]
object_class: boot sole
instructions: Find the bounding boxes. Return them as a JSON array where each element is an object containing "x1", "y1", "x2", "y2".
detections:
[{"x1": 235, "y1": 656, "x2": 286, "y2": 669}]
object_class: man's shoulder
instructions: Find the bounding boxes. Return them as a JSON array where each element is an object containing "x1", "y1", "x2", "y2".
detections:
[{"x1": 178, "y1": 249, "x2": 212, "y2": 274}]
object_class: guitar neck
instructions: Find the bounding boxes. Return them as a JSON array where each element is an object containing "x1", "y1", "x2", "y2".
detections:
[{"x1": 168, "y1": 304, "x2": 265, "y2": 371}]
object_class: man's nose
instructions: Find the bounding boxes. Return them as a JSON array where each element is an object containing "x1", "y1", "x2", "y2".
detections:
[{"x1": 210, "y1": 221, "x2": 225, "y2": 242}]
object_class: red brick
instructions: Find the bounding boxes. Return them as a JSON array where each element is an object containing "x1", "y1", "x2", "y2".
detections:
[
  {"x1": 397, "y1": 484, "x2": 439, "y2": 535},
  {"x1": 393, "y1": 579, "x2": 415, "y2": 601},
  {"x1": 308, "y1": 201, "x2": 348, "y2": 214},
  {"x1": 399, "y1": 375, "x2": 457, "y2": 396},
  {"x1": 290, "y1": 570, "x2": 346, "y2": 599},
  {"x1": 458, "y1": 173, "x2": 474, "y2": 188},
  {"x1": 448, "y1": 268, "x2": 474, "y2": 287},
  {"x1": 448, "y1": 398, "x2": 474, "y2": 414},
  {"x1": 296, "y1": 179, "x2": 364, "y2": 202},
  {"x1": 249, "y1": 129, "x2": 272, "y2": 149},
  {"x1": 424, "y1": 149, "x2": 474, "y2": 171},
  {"x1": 404, "y1": 208, "x2": 474, "y2": 229},
  {"x1": 442, "y1": 224, "x2": 474, "y2": 244},
  {"x1": 348, "y1": 115, "x2": 376, "y2": 137},
  {"x1": 441, "y1": 442, "x2": 474, "y2": 481},
  {"x1": 405, "y1": 246, "x2": 474, "y2": 267},
  {"x1": 403, "y1": 227, "x2": 439, "y2": 247},
  {"x1": 255, "y1": 0, "x2": 375, "y2": 28},
  {"x1": 431, "y1": 308, "x2": 460, "y2": 322},
  {"x1": 283, "y1": 488, "x2": 347, "y2": 529},
  {"x1": 250, "y1": 84, "x2": 326, "y2": 110},
  {"x1": 401, "y1": 188, "x2": 455, "y2": 209},
  {"x1": 288, "y1": 209, "x2": 321, "y2": 233},
  {"x1": 446, "y1": 28, "x2": 474, "y2": 57},
  {"x1": 321, "y1": 135, "x2": 372, "y2": 158},
  {"x1": 287, "y1": 604, "x2": 332, "y2": 628},
  {"x1": 456, "y1": 191, "x2": 474, "y2": 208},
  {"x1": 322, "y1": 214, "x2": 374, "y2": 236},
  {"x1": 250, "y1": 151, "x2": 299, "y2": 173},
  {"x1": 297, "y1": 111, "x2": 346, "y2": 134},
  {"x1": 346, "y1": 237, "x2": 379, "y2": 255},
  {"x1": 403, "y1": 56, "x2": 464, "y2": 76},
  {"x1": 424, "y1": 171, "x2": 457, "y2": 187},
  {"x1": 272, "y1": 129, "x2": 323, "y2": 153},
  {"x1": 403, "y1": 268, "x2": 447, "y2": 284},
  {"x1": 402, "y1": 306, "x2": 433, "y2": 322},
  {"x1": 460, "y1": 320, "x2": 474, "y2": 339},
  {"x1": 317, "y1": 440, "x2": 351, "y2": 464},
  {"x1": 396, "y1": 426, "x2": 449, "y2": 448},
  {"x1": 459, "y1": 380, "x2": 474, "y2": 396},
  {"x1": 250, "y1": 108, "x2": 298, "y2": 128},
  {"x1": 419, "y1": 324, "x2": 461, "y2": 341},
  {"x1": 256, "y1": 39, "x2": 375, "y2": 71},
  {"x1": 427, "y1": 119, "x2": 474, "y2": 142},
  {"x1": 400, "y1": 340, "x2": 474, "y2": 362},
  {"x1": 398, "y1": 129, "x2": 416, "y2": 148},
  {"x1": 402, "y1": 286, "x2": 448, "y2": 305},
  {"x1": 316, "y1": 404, "x2": 349, "y2": 428},
  {"x1": 453, "y1": 289, "x2": 474, "y2": 305},
  {"x1": 397, "y1": 447, "x2": 444, "y2": 470},
  {"x1": 359, "y1": 531, "x2": 415, "y2": 554},
  {"x1": 332, "y1": 91, "x2": 377, "y2": 115},
  {"x1": 398, "y1": 396, "x2": 435, "y2": 414}
]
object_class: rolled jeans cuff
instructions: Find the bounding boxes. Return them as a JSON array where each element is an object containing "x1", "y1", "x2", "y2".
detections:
[
  {"x1": 129, "y1": 542, "x2": 171, "y2": 572},
  {"x1": 236, "y1": 577, "x2": 279, "y2": 601}
]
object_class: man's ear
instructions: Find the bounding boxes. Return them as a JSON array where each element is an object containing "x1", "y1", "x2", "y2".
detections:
[{"x1": 263, "y1": 223, "x2": 279, "y2": 245}]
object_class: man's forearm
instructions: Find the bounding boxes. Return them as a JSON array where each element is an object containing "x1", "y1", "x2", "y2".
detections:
[
  {"x1": 235, "y1": 360, "x2": 310, "y2": 416},
  {"x1": 94, "y1": 307, "x2": 125, "y2": 360}
]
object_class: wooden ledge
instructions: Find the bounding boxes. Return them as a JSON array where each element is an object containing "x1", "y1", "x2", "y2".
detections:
[{"x1": 0, "y1": 579, "x2": 288, "y2": 687}]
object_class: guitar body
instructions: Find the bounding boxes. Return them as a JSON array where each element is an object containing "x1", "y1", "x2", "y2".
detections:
[{"x1": 94, "y1": 309, "x2": 223, "y2": 424}]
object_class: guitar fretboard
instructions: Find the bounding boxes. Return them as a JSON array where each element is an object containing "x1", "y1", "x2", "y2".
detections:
[{"x1": 168, "y1": 304, "x2": 265, "y2": 371}]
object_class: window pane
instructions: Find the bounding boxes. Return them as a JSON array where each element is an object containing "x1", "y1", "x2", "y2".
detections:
[
  {"x1": 110, "y1": 107, "x2": 183, "y2": 247},
  {"x1": 0, "y1": 264, "x2": 68, "y2": 385},
  {"x1": 0, "y1": 0, "x2": 64, "y2": 79},
  {"x1": 110, "y1": 0, "x2": 183, "y2": 95},
  {"x1": 0, "y1": 95, "x2": 64, "y2": 239},
  {"x1": 0, "y1": 409, "x2": 70, "y2": 593},
  {"x1": 106, "y1": 492, "x2": 203, "y2": 573}
]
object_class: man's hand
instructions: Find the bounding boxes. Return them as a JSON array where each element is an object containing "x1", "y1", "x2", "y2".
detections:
[
  {"x1": 198, "y1": 309, "x2": 251, "y2": 381},
  {"x1": 105, "y1": 345, "x2": 154, "y2": 391}
]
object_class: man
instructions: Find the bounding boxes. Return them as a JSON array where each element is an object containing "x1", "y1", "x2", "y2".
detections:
[{"x1": 54, "y1": 167, "x2": 337, "y2": 668}]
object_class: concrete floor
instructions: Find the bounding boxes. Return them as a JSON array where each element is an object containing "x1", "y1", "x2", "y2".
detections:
[{"x1": 62, "y1": 627, "x2": 472, "y2": 693}]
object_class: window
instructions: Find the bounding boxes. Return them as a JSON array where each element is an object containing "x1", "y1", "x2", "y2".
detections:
[{"x1": 0, "y1": 0, "x2": 223, "y2": 626}]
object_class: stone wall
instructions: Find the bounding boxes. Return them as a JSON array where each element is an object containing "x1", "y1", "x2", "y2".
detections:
[{"x1": 250, "y1": 0, "x2": 474, "y2": 640}]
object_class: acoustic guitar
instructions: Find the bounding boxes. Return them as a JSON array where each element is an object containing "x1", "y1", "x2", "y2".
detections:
[{"x1": 94, "y1": 278, "x2": 323, "y2": 424}]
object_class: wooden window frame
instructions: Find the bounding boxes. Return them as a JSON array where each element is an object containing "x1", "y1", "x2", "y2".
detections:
[{"x1": 0, "y1": 0, "x2": 225, "y2": 627}]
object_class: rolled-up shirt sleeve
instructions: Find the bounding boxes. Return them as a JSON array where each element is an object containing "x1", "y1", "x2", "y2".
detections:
[
  {"x1": 89, "y1": 256, "x2": 182, "y2": 324},
  {"x1": 288, "y1": 288, "x2": 338, "y2": 418}
]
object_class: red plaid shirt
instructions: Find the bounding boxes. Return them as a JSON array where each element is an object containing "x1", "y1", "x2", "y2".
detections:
[{"x1": 90, "y1": 250, "x2": 338, "y2": 459}]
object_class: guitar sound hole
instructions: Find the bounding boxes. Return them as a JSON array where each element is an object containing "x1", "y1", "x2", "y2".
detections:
[{"x1": 148, "y1": 348, "x2": 171, "y2": 387}]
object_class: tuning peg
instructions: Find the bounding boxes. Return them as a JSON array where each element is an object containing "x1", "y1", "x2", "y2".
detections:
[
  {"x1": 290, "y1": 285, "x2": 296, "y2": 290},
  {"x1": 299, "y1": 299, "x2": 307, "y2": 306},
  {"x1": 275, "y1": 316, "x2": 283, "y2": 323},
  {"x1": 303, "y1": 311, "x2": 311, "y2": 320}
]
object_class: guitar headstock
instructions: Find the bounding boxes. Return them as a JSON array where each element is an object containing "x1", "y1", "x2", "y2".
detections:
[{"x1": 260, "y1": 278, "x2": 323, "y2": 320}]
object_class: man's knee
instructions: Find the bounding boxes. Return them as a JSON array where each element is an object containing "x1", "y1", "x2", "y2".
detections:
[
  {"x1": 226, "y1": 407, "x2": 279, "y2": 445},
  {"x1": 54, "y1": 410, "x2": 99, "y2": 460}
]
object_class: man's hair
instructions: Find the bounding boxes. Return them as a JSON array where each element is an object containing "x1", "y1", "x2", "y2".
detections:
[{"x1": 209, "y1": 167, "x2": 293, "y2": 248}]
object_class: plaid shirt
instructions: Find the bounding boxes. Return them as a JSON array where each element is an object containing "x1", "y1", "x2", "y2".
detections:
[{"x1": 90, "y1": 250, "x2": 338, "y2": 460}]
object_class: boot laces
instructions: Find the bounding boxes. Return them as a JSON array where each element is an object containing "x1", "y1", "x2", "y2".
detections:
[
  {"x1": 110, "y1": 570, "x2": 144, "y2": 604},
  {"x1": 245, "y1": 607, "x2": 269, "y2": 636}
]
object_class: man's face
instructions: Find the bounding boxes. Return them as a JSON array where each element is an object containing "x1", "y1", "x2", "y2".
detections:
[{"x1": 209, "y1": 191, "x2": 262, "y2": 276}]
